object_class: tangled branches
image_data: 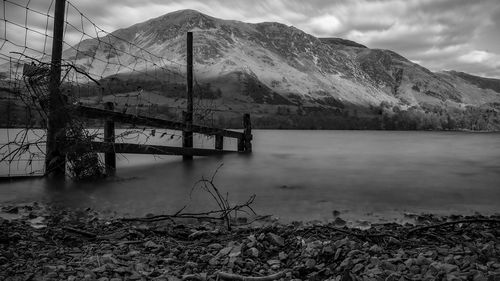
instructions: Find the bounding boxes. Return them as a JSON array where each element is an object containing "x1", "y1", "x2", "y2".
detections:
[{"x1": 123, "y1": 164, "x2": 257, "y2": 231}]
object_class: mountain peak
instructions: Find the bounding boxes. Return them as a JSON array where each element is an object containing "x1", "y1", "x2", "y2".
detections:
[{"x1": 165, "y1": 9, "x2": 210, "y2": 19}]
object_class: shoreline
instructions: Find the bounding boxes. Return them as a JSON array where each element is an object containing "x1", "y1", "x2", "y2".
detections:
[{"x1": 1, "y1": 203, "x2": 499, "y2": 281}]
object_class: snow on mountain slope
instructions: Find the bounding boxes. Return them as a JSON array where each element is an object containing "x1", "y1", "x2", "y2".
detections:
[{"x1": 60, "y1": 9, "x2": 500, "y2": 112}]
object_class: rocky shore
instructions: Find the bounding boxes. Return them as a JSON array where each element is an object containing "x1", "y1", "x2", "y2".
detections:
[{"x1": 1, "y1": 204, "x2": 499, "y2": 281}]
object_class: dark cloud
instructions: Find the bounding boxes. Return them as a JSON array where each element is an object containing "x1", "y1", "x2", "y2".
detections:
[{"x1": 1, "y1": 0, "x2": 499, "y2": 78}]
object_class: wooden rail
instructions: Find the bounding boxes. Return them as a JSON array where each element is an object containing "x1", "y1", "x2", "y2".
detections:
[
  {"x1": 74, "y1": 105, "x2": 245, "y2": 139},
  {"x1": 64, "y1": 142, "x2": 238, "y2": 157},
  {"x1": 72, "y1": 104, "x2": 252, "y2": 176}
]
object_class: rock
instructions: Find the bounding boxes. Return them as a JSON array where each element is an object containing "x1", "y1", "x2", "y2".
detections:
[
  {"x1": 385, "y1": 272, "x2": 400, "y2": 281},
  {"x1": 92, "y1": 265, "x2": 107, "y2": 273},
  {"x1": 127, "y1": 250, "x2": 140, "y2": 257},
  {"x1": 387, "y1": 237, "x2": 400, "y2": 245},
  {"x1": 323, "y1": 245, "x2": 334, "y2": 254},
  {"x1": 229, "y1": 244, "x2": 242, "y2": 257},
  {"x1": 334, "y1": 217, "x2": 346, "y2": 226},
  {"x1": 352, "y1": 263, "x2": 364, "y2": 273},
  {"x1": 217, "y1": 246, "x2": 233, "y2": 257},
  {"x1": 245, "y1": 247, "x2": 259, "y2": 257},
  {"x1": 207, "y1": 243, "x2": 223, "y2": 250},
  {"x1": 101, "y1": 253, "x2": 118, "y2": 264},
  {"x1": 335, "y1": 248, "x2": 342, "y2": 260},
  {"x1": 369, "y1": 245, "x2": 382, "y2": 253},
  {"x1": 247, "y1": 235, "x2": 257, "y2": 247},
  {"x1": 199, "y1": 253, "x2": 214, "y2": 263},
  {"x1": 279, "y1": 251, "x2": 288, "y2": 260},
  {"x1": 305, "y1": 258, "x2": 316, "y2": 269},
  {"x1": 267, "y1": 259, "x2": 280, "y2": 266},
  {"x1": 267, "y1": 233, "x2": 285, "y2": 247},
  {"x1": 144, "y1": 240, "x2": 161, "y2": 248},
  {"x1": 416, "y1": 253, "x2": 431, "y2": 265}
]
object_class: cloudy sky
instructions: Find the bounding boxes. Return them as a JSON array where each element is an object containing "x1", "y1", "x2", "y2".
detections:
[{"x1": 2, "y1": 0, "x2": 500, "y2": 78}]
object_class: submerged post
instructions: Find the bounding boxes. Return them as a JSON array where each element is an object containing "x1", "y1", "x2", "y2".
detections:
[
  {"x1": 183, "y1": 31, "x2": 193, "y2": 160},
  {"x1": 215, "y1": 135, "x2": 223, "y2": 150},
  {"x1": 45, "y1": 0, "x2": 67, "y2": 178},
  {"x1": 104, "y1": 102, "x2": 116, "y2": 175},
  {"x1": 243, "y1": 113, "x2": 252, "y2": 152}
]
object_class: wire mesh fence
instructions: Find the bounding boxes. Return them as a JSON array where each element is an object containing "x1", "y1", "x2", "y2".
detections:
[{"x1": 0, "y1": 0, "x2": 236, "y2": 178}]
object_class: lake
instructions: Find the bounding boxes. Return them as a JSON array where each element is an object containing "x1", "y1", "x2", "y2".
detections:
[{"x1": 1, "y1": 129, "x2": 499, "y2": 224}]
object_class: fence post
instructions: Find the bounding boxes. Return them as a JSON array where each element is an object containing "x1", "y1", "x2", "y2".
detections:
[
  {"x1": 183, "y1": 31, "x2": 194, "y2": 160},
  {"x1": 182, "y1": 111, "x2": 193, "y2": 159},
  {"x1": 104, "y1": 102, "x2": 115, "y2": 175},
  {"x1": 243, "y1": 113, "x2": 252, "y2": 152},
  {"x1": 215, "y1": 135, "x2": 223, "y2": 150},
  {"x1": 45, "y1": 0, "x2": 67, "y2": 178}
]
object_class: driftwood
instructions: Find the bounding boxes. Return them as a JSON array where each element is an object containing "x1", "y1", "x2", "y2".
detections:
[
  {"x1": 216, "y1": 270, "x2": 287, "y2": 281},
  {"x1": 324, "y1": 225, "x2": 397, "y2": 240},
  {"x1": 406, "y1": 218, "x2": 500, "y2": 237},
  {"x1": 62, "y1": 226, "x2": 97, "y2": 238}
]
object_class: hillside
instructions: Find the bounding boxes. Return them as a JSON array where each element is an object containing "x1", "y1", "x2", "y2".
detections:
[{"x1": 2, "y1": 9, "x2": 500, "y2": 130}]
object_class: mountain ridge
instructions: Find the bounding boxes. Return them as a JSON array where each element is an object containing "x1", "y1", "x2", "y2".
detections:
[{"x1": 2, "y1": 9, "x2": 499, "y2": 130}]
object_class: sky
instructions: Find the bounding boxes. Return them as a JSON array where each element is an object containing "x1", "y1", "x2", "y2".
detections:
[{"x1": 2, "y1": 0, "x2": 500, "y2": 78}]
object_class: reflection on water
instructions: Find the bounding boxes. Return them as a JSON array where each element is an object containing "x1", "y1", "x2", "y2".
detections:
[{"x1": 1, "y1": 130, "x2": 499, "y2": 223}]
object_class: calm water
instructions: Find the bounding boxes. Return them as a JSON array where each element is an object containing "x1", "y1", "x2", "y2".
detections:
[{"x1": 1, "y1": 130, "x2": 499, "y2": 223}]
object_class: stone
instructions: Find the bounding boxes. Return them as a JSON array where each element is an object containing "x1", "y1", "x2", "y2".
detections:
[
  {"x1": 335, "y1": 248, "x2": 342, "y2": 260},
  {"x1": 101, "y1": 253, "x2": 118, "y2": 264},
  {"x1": 323, "y1": 245, "x2": 335, "y2": 254},
  {"x1": 387, "y1": 237, "x2": 400, "y2": 245},
  {"x1": 247, "y1": 235, "x2": 257, "y2": 247},
  {"x1": 385, "y1": 273, "x2": 400, "y2": 281},
  {"x1": 144, "y1": 240, "x2": 161, "y2": 249},
  {"x1": 334, "y1": 217, "x2": 346, "y2": 226},
  {"x1": 279, "y1": 251, "x2": 288, "y2": 260},
  {"x1": 217, "y1": 246, "x2": 233, "y2": 257},
  {"x1": 246, "y1": 247, "x2": 259, "y2": 257},
  {"x1": 92, "y1": 265, "x2": 107, "y2": 273},
  {"x1": 267, "y1": 233, "x2": 285, "y2": 247},
  {"x1": 369, "y1": 245, "x2": 382, "y2": 253},
  {"x1": 229, "y1": 245, "x2": 242, "y2": 257},
  {"x1": 207, "y1": 243, "x2": 223, "y2": 250},
  {"x1": 305, "y1": 258, "x2": 316, "y2": 269},
  {"x1": 352, "y1": 263, "x2": 364, "y2": 273}
]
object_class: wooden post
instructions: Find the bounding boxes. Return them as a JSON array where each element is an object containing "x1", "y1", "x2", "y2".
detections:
[
  {"x1": 104, "y1": 102, "x2": 115, "y2": 175},
  {"x1": 183, "y1": 31, "x2": 194, "y2": 160},
  {"x1": 182, "y1": 111, "x2": 193, "y2": 160},
  {"x1": 45, "y1": 0, "x2": 67, "y2": 178},
  {"x1": 243, "y1": 113, "x2": 252, "y2": 152},
  {"x1": 215, "y1": 135, "x2": 223, "y2": 150},
  {"x1": 237, "y1": 136, "x2": 245, "y2": 152}
]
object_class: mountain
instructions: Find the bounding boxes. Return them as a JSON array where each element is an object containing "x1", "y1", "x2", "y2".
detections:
[{"x1": 3, "y1": 9, "x2": 500, "y2": 130}]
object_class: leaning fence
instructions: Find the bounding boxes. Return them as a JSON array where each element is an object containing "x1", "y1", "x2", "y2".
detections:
[{"x1": 0, "y1": 0, "x2": 252, "y2": 179}]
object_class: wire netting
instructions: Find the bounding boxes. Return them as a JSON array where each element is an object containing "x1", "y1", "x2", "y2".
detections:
[{"x1": 0, "y1": 0, "x2": 234, "y2": 178}]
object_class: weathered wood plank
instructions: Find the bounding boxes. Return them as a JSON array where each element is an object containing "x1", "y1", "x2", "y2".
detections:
[
  {"x1": 65, "y1": 142, "x2": 238, "y2": 157},
  {"x1": 74, "y1": 105, "x2": 244, "y2": 139}
]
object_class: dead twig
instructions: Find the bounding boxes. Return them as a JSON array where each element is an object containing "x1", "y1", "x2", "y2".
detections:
[
  {"x1": 62, "y1": 226, "x2": 97, "y2": 238},
  {"x1": 406, "y1": 218, "x2": 500, "y2": 237},
  {"x1": 324, "y1": 225, "x2": 397, "y2": 240},
  {"x1": 216, "y1": 270, "x2": 288, "y2": 281}
]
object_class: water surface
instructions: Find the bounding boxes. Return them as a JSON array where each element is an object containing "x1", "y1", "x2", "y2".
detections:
[{"x1": 1, "y1": 130, "x2": 499, "y2": 223}]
